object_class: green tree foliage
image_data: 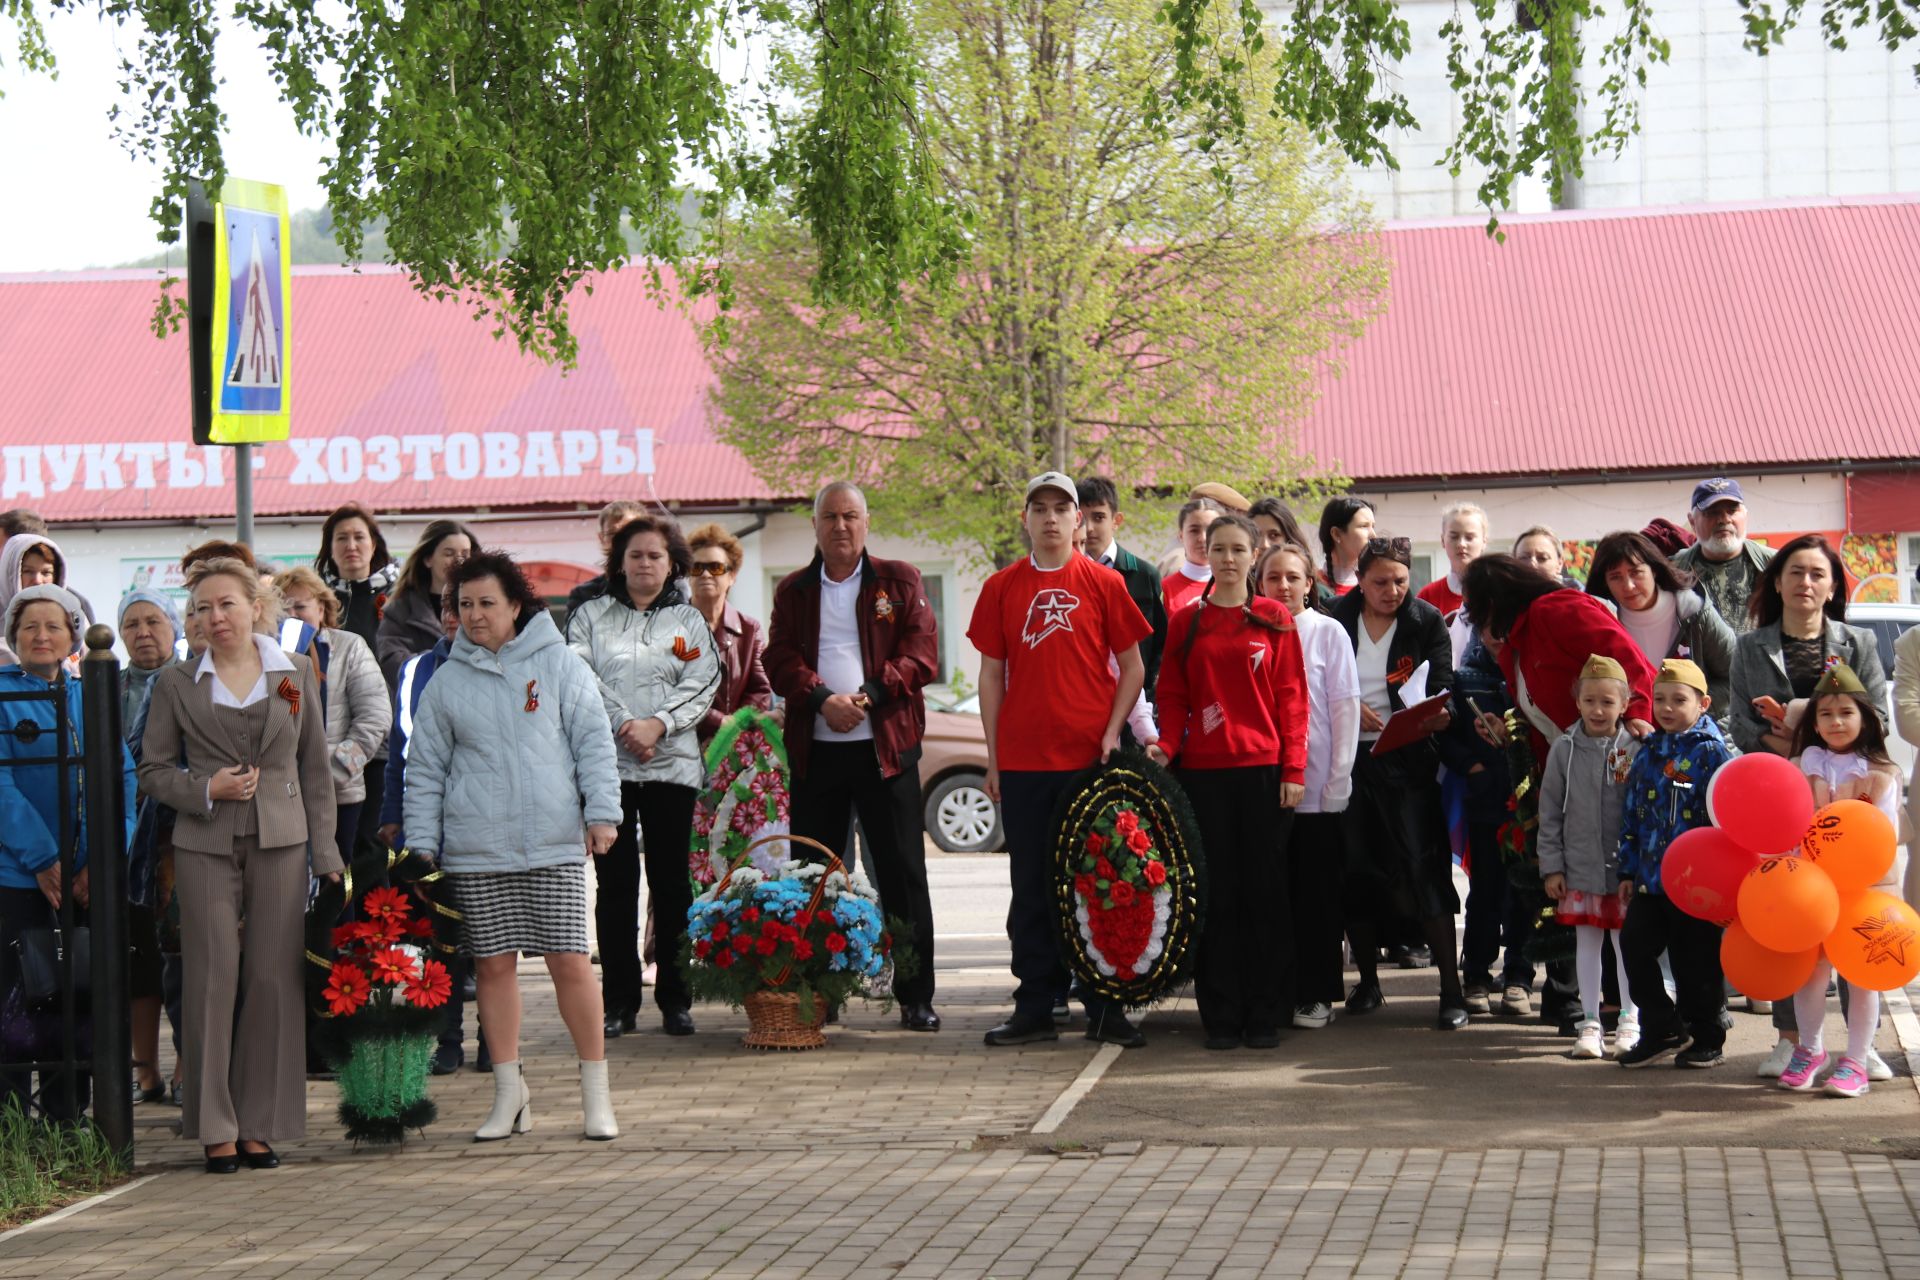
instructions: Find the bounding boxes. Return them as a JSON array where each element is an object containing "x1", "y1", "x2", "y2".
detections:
[
  {"x1": 707, "y1": 0, "x2": 1385, "y2": 566},
  {"x1": 5, "y1": 1, "x2": 1913, "y2": 358}
]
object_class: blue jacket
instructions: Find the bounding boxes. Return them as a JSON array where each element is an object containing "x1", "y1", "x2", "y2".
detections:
[
  {"x1": 379, "y1": 638, "x2": 451, "y2": 844},
  {"x1": 1616, "y1": 713, "x2": 1734, "y2": 896},
  {"x1": 1435, "y1": 631, "x2": 1515, "y2": 822},
  {"x1": 0, "y1": 667, "x2": 137, "y2": 889}
]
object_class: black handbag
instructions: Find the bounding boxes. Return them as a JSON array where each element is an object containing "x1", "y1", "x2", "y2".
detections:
[{"x1": 13, "y1": 927, "x2": 90, "y2": 1011}]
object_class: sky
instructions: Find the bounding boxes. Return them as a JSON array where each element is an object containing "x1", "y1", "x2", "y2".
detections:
[{"x1": 0, "y1": 7, "x2": 334, "y2": 272}]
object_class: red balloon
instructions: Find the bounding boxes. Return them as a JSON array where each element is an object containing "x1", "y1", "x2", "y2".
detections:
[
  {"x1": 1662, "y1": 827, "x2": 1763, "y2": 924},
  {"x1": 1708, "y1": 754, "x2": 1816, "y2": 855},
  {"x1": 1737, "y1": 855, "x2": 1840, "y2": 953},
  {"x1": 1720, "y1": 921, "x2": 1821, "y2": 1001}
]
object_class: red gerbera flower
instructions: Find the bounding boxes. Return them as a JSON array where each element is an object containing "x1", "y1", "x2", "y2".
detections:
[
  {"x1": 825, "y1": 932, "x2": 847, "y2": 954},
  {"x1": 404, "y1": 959, "x2": 452, "y2": 1009},
  {"x1": 369, "y1": 947, "x2": 418, "y2": 986},
  {"x1": 363, "y1": 885, "x2": 410, "y2": 921},
  {"x1": 407, "y1": 916, "x2": 435, "y2": 939},
  {"x1": 330, "y1": 922, "x2": 368, "y2": 951},
  {"x1": 322, "y1": 962, "x2": 370, "y2": 1016}
]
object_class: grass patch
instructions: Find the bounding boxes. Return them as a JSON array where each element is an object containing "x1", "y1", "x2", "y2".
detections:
[{"x1": 0, "y1": 1105, "x2": 129, "y2": 1230}]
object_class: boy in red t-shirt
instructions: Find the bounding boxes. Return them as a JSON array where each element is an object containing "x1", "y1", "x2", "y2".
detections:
[{"x1": 969, "y1": 472, "x2": 1152, "y2": 1047}]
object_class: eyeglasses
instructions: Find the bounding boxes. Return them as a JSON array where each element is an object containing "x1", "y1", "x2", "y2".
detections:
[{"x1": 688, "y1": 561, "x2": 731, "y2": 578}]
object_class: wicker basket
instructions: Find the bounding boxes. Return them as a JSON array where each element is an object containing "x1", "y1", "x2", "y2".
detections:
[
  {"x1": 725, "y1": 833, "x2": 842, "y2": 1052},
  {"x1": 741, "y1": 990, "x2": 828, "y2": 1050}
]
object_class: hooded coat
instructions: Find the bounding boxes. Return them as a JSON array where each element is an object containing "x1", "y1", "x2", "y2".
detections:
[{"x1": 0, "y1": 534, "x2": 95, "y2": 665}]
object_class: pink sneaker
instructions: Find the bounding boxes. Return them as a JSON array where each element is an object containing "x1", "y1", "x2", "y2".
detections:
[
  {"x1": 1823, "y1": 1057, "x2": 1871, "y2": 1098},
  {"x1": 1777, "y1": 1046, "x2": 1829, "y2": 1092}
]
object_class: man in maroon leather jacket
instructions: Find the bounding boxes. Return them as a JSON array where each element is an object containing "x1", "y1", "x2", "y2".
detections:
[{"x1": 765, "y1": 482, "x2": 942, "y2": 1030}]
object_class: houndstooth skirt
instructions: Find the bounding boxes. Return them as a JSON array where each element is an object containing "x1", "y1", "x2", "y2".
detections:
[{"x1": 449, "y1": 863, "x2": 590, "y2": 957}]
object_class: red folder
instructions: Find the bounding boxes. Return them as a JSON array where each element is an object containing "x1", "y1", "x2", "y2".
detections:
[{"x1": 1370, "y1": 690, "x2": 1453, "y2": 756}]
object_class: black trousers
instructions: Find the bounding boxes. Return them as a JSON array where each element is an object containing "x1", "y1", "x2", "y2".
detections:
[
  {"x1": 1622, "y1": 891, "x2": 1725, "y2": 1051},
  {"x1": 596, "y1": 780, "x2": 696, "y2": 1017},
  {"x1": 0, "y1": 887, "x2": 90, "y2": 1122},
  {"x1": 1002, "y1": 770, "x2": 1121, "y2": 1022},
  {"x1": 1287, "y1": 811, "x2": 1346, "y2": 1007},
  {"x1": 790, "y1": 740, "x2": 936, "y2": 1003},
  {"x1": 1180, "y1": 767, "x2": 1291, "y2": 1037},
  {"x1": 352, "y1": 768, "x2": 385, "y2": 853},
  {"x1": 1461, "y1": 819, "x2": 1531, "y2": 990}
]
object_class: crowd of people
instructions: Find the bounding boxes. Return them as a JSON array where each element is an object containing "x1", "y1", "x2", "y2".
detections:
[{"x1": 0, "y1": 470, "x2": 1911, "y2": 1166}]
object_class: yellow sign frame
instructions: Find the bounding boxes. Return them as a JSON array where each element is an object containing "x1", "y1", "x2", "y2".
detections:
[{"x1": 207, "y1": 178, "x2": 292, "y2": 444}]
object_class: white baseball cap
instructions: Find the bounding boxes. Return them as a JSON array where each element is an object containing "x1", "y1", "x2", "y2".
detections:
[{"x1": 1024, "y1": 471, "x2": 1078, "y2": 506}]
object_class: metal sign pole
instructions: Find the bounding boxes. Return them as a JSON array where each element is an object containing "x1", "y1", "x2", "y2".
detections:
[{"x1": 235, "y1": 443, "x2": 254, "y2": 547}]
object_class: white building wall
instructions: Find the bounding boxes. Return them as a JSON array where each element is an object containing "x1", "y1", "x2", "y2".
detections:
[{"x1": 1271, "y1": 0, "x2": 1920, "y2": 219}]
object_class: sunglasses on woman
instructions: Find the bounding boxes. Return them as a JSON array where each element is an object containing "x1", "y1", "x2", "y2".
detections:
[{"x1": 688, "y1": 561, "x2": 731, "y2": 578}]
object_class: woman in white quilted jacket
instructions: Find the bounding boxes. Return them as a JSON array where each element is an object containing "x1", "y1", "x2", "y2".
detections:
[{"x1": 566, "y1": 515, "x2": 720, "y2": 1039}]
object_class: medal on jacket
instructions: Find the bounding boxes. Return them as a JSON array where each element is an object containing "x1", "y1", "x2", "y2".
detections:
[
  {"x1": 277, "y1": 676, "x2": 300, "y2": 716},
  {"x1": 672, "y1": 635, "x2": 703, "y2": 662},
  {"x1": 874, "y1": 588, "x2": 894, "y2": 622},
  {"x1": 524, "y1": 679, "x2": 539, "y2": 713}
]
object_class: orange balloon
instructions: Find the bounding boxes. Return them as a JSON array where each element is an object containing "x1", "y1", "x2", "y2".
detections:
[
  {"x1": 1736, "y1": 856, "x2": 1840, "y2": 953},
  {"x1": 1824, "y1": 890, "x2": 1920, "y2": 992},
  {"x1": 1720, "y1": 921, "x2": 1821, "y2": 1001},
  {"x1": 1798, "y1": 799, "x2": 1897, "y2": 899}
]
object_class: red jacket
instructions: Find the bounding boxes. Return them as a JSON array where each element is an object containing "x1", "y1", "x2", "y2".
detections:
[
  {"x1": 697, "y1": 604, "x2": 775, "y2": 743},
  {"x1": 1498, "y1": 590, "x2": 1658, "y2": 755},
  {"x1": 765, "y1": 551, "x2": 939, "y2": 782},
  {"x1": 1154, "y1": 596, "x2": 1309, "y2": 782}
]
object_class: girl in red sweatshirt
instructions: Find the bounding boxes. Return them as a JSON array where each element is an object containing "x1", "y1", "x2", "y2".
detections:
[{"x1": 1150, "y1": 513, "x2": 1309, "y2": 1049}]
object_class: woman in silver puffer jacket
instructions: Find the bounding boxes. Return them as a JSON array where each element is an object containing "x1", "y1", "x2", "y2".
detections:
[{"x1": 567, "y1": 515, "x2": 719, "y2": 1038}]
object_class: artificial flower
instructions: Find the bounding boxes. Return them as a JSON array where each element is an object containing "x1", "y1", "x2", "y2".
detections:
[
  {"x1": 716, "y1": 949, "x2": 736, "y2": 969},
  {"x1": 363, "y1": 885, "x2": 410, "y2": 920},
  {"x1": 792, "y1": 939, "x2": 814, "y2": 961},
  {"x1": 1111, "y1": 881, "x2": 1137, "y2": 906},
  {"x1": 825, "y1": 932, "x2": 847, "y2": 954},
  {"x1": 1087, "y1": 833, "x2": 1107, "y2": 856},
  {"x1": 323, "y1": 962, "x2": 370, "y2": 1016},
  {"x1": 742, "y1": 907, "x2": 761, "y2": 924},
  {"x1": 1095, "y1": 856, "x2": 1116, "y2": 881},
  {"x1": 408, "y1": 916, "x2": 436, "y2": 939},
  {"x1": 693, "y1": 940, "x2": 712, "y2": 959},
  {"x1": 369, "y1": 947, "x2": 418, "y2": 986},
  {"x1": 732, "y1": 934, "x2": 753, "y2": 954},
  {"x1": 794, "y1": 910, "x2": 814, "y2": 930},
  {"x1": 1115, "y1": 810, "x2": 1139, "y2": 835},
  {"x1": 404, "y1": 960, "x2": 453, "y2": 1009},
  {"x1": 331, "y1": 922, "x2": 371, "y2": 950},
  {"x1": 1126, "y1": 828, "x2": 1151, "y2": 854},
  {"x1": 712, "y1": 920, "x2": 731, "y2": 941},
  {"x1": 1143, "y1": 860, "x2": 1167, "y2": 886},
  {"x1": 755, "y1": 936, "x2": 779, "y2": 956}
]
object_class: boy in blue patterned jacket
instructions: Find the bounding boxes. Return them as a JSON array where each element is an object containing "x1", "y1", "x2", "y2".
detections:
[{"x1": 1615, "y1": 659, "x2": 1735, "y2": 1070}]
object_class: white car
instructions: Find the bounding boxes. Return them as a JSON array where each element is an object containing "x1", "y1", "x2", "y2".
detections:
[{"x1": 1847, "y1": 602, "x2": 1920, "y2": 784}]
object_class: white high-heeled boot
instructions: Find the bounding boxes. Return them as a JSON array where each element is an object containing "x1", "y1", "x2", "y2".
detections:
[
  {"x1": 474, "y1": 1061, "x2": 532, "y2": 1142},
  {"x1": 580, "y1": 1058, "x2": 617, "y2": 1141}
]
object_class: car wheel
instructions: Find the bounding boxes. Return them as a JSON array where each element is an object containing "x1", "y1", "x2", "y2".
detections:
[{"x1": 925, "y1": 773, "x2": 1004, "y2": 853}]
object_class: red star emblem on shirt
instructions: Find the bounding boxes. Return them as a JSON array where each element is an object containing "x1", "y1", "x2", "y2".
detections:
[{"x1": 1022, "y1": 588, "x2": 1081, "y2": 648}]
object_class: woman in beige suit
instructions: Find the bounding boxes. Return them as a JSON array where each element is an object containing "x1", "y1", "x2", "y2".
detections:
[{"x1": 139, "y1": 559, "x2": 340, "y2": 1174}]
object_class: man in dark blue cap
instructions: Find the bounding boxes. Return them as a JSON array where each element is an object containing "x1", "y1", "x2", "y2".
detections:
[{"x1": 1672, "y1": 477, "x2": 1774, "y2": 636}]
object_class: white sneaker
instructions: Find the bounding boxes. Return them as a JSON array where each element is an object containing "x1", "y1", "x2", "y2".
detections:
[
  {"x1": 1868, "y1": 1046, "x2": 1895, "y2": 1082},
  {"x1": 1571, "y1": 1022, "x2": 1605, "y2": 1059},
  {"x1": 1613, "y1": 1016, "x2": 1641, "y2": 1057},
  {"x1": 1757, "y1": 1038, "x2": 1797, "y2": 1079},
  {"x1": 1292, "y1": 1002, "x2": 1334, "y2": 1029}
]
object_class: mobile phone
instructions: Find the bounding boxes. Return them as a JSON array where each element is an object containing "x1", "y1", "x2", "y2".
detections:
[{"x1": 1752, "y1": 695, "x2": 1786, "y2": 721}]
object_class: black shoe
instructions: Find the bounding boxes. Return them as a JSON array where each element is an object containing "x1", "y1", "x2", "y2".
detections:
[
  {"x1": 475, "y1": 1039, "x2": 492, "y2": 1073},
  {"x1": 1243, "y1": 1029, "x2": 1282, "y2": 1050},
  {"x1": 662, "y1": 1009, "x2": 695, "y2": 1037},
  {"x1": 1618, "y1": 1031, "x2": 1692, "y2": 1069},
  {"x1": 1051, "y1": 1001, "x2": 1072, "y2": 1026},
  {"x1": 239, "y1": 1143, "x2": 280, "y2": 1170},
  {"x1": 985, "y1": 1013, "x2": 1060, "y2": 1046},
  {"x1": 430, "y1": 1042, "x2": 463, "y2": 1076},
  {"x1": 900, "y1": 1002, "x2": 941, "y2": 1032},
  {"x1": 204, "y1": 1150, "x2": 241, "y2": 1175},
  {"x1": 1382, "y1": 944, "x2": 1411, "y2": 967},
  {"x1": 1676, "y1": 1045, "x2": 1725, "y2": 1069},
  {"x1": 1401, "y1": 945, "x2": 1432, "y2": 970},
  {"x1": 1203, "y1": 1034, "x2": 1242, "y2": 1051},
  {"x1": 1086, "y1": 1007, "x2": 1146, "y2": 1048},
  {"x1": 1345, "y1": 982, "x2": 1384, "y2": 1015},
  {"x1": 1436, "y1": 1003, "x2": 1469, "y2": 1031},
  {"x1": 603, "y1": 1014, "x2": 625, "y2": 1038},
  {"x1": 134, "y1": 1079, "x2": 167, "y2": 1104}
]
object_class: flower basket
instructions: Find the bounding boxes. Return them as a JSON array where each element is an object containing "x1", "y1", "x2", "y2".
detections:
[
  {"x1": 741, "y1": 991, "x2": 827, "y2": 1051},
  {"x1": 683, "y1": 833, "x2": 913, "y2": 1051},
  {"x1": 304, "y1": 843, "x2": 459, "y2": 1144},
  {"x1": 1048, "y1": 748, "x2": 1207, "y2": 1008}
]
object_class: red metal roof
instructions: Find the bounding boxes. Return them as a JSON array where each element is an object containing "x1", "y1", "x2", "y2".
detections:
[
  {"x1": 1308, "y1": 196, "x2": 1920, "y2": 484},
  {"x1": 2, "y1": 196, "x2": 1915, "y2": 523}
]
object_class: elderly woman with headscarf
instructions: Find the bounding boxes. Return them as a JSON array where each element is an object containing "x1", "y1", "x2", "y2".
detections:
[{"x1": 119, "y1": 587, "x2": 184, "y2": 1103}]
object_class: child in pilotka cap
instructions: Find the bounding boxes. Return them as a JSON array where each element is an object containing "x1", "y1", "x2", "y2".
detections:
[
  {"x1": 1615, "y1": 658, "x2": 1735, "y2": 1069},
  {"x1": 1538, "y1": 654, "x2": 1641, "y2": 1060}
]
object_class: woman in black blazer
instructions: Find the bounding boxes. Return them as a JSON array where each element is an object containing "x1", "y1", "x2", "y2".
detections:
[{"x1": 1329, "y1": 537, "x2": 1465, "y2": 1029}]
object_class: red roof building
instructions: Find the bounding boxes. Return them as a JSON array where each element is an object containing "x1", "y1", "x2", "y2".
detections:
[{"x1": 1, "y1": 195, "x2": 1915, "y2": 525}]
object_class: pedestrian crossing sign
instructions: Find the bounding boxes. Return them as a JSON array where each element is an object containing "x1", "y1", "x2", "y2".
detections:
[{"x1": 206, "y1": 178, "x2": 292, "y2": 443}]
